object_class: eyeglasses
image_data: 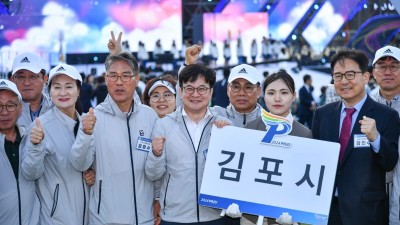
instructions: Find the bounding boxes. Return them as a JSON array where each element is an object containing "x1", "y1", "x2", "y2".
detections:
[
  {"x1": 229, "y1": 83, "x2": 258, "y2": 93},
  {"x1": 106, "y1": 73, "x2": 136, "y2": 82},
  {"x1": 332, "y1": 71, "x2": 363, "y2": 82},
  {"x1": 0, "y1": 103, "x2": 18, "y2": 112},
  {"x1": 150, "y1": 92, "x2": 174, "y2": 102},
  {"x1": 182, "y1": 85, "x2": 209, "y2": 95},
  {"x1": 374, "y1": 63, "x2": 400, "y2": 73},
  {"x1": 13, "y1": 75, "x2": 41, "y2": 83}
]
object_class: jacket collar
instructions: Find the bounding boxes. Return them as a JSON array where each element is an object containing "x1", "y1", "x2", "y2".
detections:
[{"x1": 96, "y1": 95, "x2": 139, "y2": 118}]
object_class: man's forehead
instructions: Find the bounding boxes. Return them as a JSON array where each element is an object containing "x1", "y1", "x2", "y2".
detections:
[
  {"x1": 0, "y1": 89, "x2": 19, "y2": 100},
  {"x1": 14, "y1": 69, "x2": 36, "y2": 76},
  {"x1": 230, "y1": 78, "x2": 252, "y2": 85}
]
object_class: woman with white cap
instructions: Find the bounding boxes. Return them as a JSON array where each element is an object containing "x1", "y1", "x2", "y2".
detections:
[
  {"x1": 21, "y1": 64, "x2": 89, "y2": 225},
  {"x1": 143, "y1": 75, "x2": 177, "y2": 118}
]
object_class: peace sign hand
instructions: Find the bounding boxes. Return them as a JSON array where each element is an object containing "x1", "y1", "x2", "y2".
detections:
[{"x1": 108, "y1": 31, "x2": 122, "y2": 55}]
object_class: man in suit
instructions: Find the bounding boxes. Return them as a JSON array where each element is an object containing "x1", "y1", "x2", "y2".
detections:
[
  {"x1": 297, "y1": 74, "x2": 316, "y2": 128},
  {"x1": 312, "y1": 49, "x2": 399, "y2": 225}
]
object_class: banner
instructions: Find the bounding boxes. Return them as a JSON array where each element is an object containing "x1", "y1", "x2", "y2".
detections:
[{"x1": 199, "y1": 125, "x2": 340, "y2": 225}]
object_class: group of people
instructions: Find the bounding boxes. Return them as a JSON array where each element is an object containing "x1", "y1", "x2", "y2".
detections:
[{"x1": 1, "y1": 29, "x2": 399, "y2": 225}]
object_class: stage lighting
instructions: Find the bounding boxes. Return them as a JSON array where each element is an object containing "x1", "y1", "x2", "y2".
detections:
[
  {"x1": 266, "y1": 4, "x2": 271, "y2": 10},
  {"x1": 363, "y1": 4, "x2": 367, "y2": 9},
  {"x1": 341, "y1": 32, "x2": 346, "y2": 38},
  {"x1": 93, "y1": 56, "x2": 98, "y2": 62},
  {"x1": 291, "y1": 34, "x2": 297, "y2": 40},
  {"x1": 314, "y1": 4, "x2": 319, "y2": 10}
]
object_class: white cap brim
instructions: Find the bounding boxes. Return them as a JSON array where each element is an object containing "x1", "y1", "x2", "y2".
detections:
[{"x1": 148, "y1": 80, "x2": 176, "y2": 95}]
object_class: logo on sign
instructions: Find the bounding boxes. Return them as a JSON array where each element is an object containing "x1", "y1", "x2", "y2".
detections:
[{"x1": 261, "y1": 109, "x2": 292, "y2": 147}]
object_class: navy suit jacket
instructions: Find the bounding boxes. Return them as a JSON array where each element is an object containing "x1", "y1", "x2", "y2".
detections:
[
  {"x1": 297, "y1": 85, "x2": 314, "y2": 117},
  {"x1": 312, "y1": 95, "x2": 399, "y2": 225}
]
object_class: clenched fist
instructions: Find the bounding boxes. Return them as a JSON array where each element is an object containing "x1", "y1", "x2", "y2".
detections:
[
  {"x1": 152, "y1": 137, "x2": 165, "y2": 157},
  {"x1": 185, "y1": 45, "x2": 202, "y2": 65},
  {"x1": 359, "y1": 116, "x2": 379, "y2": 142}
]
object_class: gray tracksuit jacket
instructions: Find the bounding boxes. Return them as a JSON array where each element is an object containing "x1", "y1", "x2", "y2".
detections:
[
  {"x1": 211, "y1": 103, "x2": 262, "y2": 127},
  {"x1": 21, "y1": 107, "x2": 88, "y2": 225},
  {"x1": 70, "y1": 95, "x2": 159, "y2": 225},
  {"x1": 0, "y1": 124, "x2": 40, "y2": 225},
  {"x1": 145, "y1": 107, "x2": 230, "y2": 223}
]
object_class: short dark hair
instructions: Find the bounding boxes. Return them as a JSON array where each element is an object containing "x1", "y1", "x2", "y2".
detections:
[
  {"x1": 263, "y1": 71, "x2": 295, "y2": 94},
  {"x1": 143, "y1": 74, "x2": 177, "y2": 106},
  {"x1": 303, "y1": 74, "x2": 311, "y2": 83},
  {"x1": 105, "y1": 52, "x2": 139, "y2": 74},
  {"x1": 330, "y1": 49, "x2": 369, "y2": 73},
  {"x1": 179, "y1": 64, "x2": 216, "y2": 88}
]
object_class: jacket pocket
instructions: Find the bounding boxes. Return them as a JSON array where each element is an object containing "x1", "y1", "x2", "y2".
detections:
[
  {"x1": 163, "y1": 174, "x2": 171, "y2": 215},
  {"x1": 97, "y1": 180, "x2": 102, "y2": 214},
  {"x1": 50, "y1": 184, "x2": 59, "y2": 217}
]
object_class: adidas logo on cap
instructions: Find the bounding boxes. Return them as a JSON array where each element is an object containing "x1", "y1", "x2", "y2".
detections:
[
  {"x1": 20, "y1": 57, "x2": 30, "y2": 63},
  {"x1": 238, "y1": 68, "x2": 247, "y2": 74},
  {"x1": 0, "y1": 81, "x2": 7, "y2": 86},
  {"x1": 383, "y1": 48, "x2": 393, "y2": 54},
  {"x1": 56, "y1": 66, "x2": 66, "y2": 72}
]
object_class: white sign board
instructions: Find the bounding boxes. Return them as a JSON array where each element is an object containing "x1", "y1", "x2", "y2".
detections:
[{"x1": 199, "y1": 126, "x2": 340, "y2": 225}]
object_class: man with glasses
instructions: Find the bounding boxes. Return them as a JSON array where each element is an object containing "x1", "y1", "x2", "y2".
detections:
[
  {"x1": 370, "y1": 46, "x2": 400, "y2": 225},
  {"x1": 212, "y1": 64, "x2": 262, "y2": 127},
  {"x1": 312, "y1": 49, "x2": 399, "y2": 225},
  {"x1": 0, "y1": 79, "x2": 39, "y2": 225},
  {"x1": 145, "y1": 63, "x2": 231, "y2": 225},
  {"x1": 70, "y1": 52, "x2": 159, "y2": 225},
  {"x1": 11, "y1": 52, "x2": 52, "y2": 128},
  {"x1": 175, "y1": 45, "x2": 260, "y2": 224}
]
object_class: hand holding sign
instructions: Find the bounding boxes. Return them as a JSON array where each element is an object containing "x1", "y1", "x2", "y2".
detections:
[
  {"x1": 152, "y1": 137, "x2": 165, "y2": 157},
  {"x1": 82, "y1": 108, "x2": 96, "y2": 135},
  {"x1": 214, "y1": 120, "x2": 230, "y2": 128},
  {"x1": 30, "y1": 118, "x2": 44, "y2": 144}
]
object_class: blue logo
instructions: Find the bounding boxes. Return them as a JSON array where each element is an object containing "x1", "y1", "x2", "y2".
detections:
[{"x1": 261, "y1": 109, "x2": 292, "y2": 148}]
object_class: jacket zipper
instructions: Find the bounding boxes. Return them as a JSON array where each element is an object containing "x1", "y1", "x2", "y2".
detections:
[
  {"x1": 127, "y1": 110, "x2": 139, "y2": 225},
  {"x1": 182, "y1": 116, "x2": 213, "y2": 222},
  {"x1": 163, "y1": 174, "x2": 171, "y2": 215},
  {"x1": 243, "y1": 114, "x2": 246, "y2": 125},
  {"x1": 81, "y1": 173, "x2": 86, "y2": 225},
  {"x1": 97, "y1": 180, "x2": 102, "y2": 214},
  {"x1": 17, "y1": 179, "x2": 22, "y2": 225},
  {"x1": 50, "y1": 184, "x2": 59, "y2": 217}
]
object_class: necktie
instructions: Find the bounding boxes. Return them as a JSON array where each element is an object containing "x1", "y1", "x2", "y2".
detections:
[{"x1": 339, "y1": 108, "x2": 356, "y2": 163}]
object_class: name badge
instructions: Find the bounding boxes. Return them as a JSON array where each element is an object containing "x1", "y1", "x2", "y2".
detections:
[
  {"x1": 354, "y1": 134, "x2": 370, "y2": 148},
  {"x1": 136, "y1": 137, "x2": 152, "y2": 152}
]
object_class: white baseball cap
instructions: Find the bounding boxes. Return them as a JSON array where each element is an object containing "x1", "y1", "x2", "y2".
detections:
[
  {"x1": 228, "y1": 64, "x2": 259, "y2": 84},
  {"x1": 372, "y1": 46, "x2": 400, "y2": 65},
  {"x1": 12, "y1": 52, "x2": 46, "y2": 75},
  {"x1": 49, "y1": 64, "x2": 82, "y2": 84},
  {"x1": 0, "y1": 79, "x2": 22, "y2": 101},
  {"x1": 148, "y1": 80, "x2": 176, "y2": 95}
]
